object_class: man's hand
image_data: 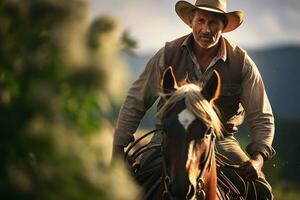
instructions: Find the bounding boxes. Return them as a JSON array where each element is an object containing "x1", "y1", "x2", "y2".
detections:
[{"x1": 237, "y1": 152, "x2": 264, "y2": 181}]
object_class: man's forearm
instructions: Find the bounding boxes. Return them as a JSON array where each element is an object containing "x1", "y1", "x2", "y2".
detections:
[
  {"x1": 112, "y1": 95, "x2": 147, "y2": 161},
  {"x1": 241, "y1": 54, "x2": 275, "y2": 160},
  {"x1": 112, "y1": 48, "x2": 163, "y2": 160},
  {"x1": 113, "y1": 94, "x2": 147, "y2": 147}
]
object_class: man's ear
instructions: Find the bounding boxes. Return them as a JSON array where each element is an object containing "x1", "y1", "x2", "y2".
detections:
[
  {"x1": 161, "y1": 66, "x2": 178, "y2": 94},
  {"x1": 202, "y1": 70, "x2": 221, "y2": 103}
]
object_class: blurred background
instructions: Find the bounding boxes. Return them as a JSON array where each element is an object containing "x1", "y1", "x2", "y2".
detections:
[{"x1": 0, "y1": 0, "x2": 299, "y2": 199}]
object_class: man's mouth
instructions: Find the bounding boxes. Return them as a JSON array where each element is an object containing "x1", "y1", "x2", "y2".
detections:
[
  {"x1": 199, "y1": 34, "x2": 212, "y2": 39},
  {"x1": 200, "y1": 36, "x2": 212, "y2": 41}
]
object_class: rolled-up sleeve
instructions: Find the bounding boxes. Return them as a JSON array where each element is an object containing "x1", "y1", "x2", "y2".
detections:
[
  {"x1": 240, "y1": 53, "x2": 275, "y2": 160},
  {"x1": 113, "y1": 48, "x2": 164, "y2": 147}
]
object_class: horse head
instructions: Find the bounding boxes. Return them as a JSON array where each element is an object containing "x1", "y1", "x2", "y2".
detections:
[{"x1": 157, "y1": 66, "x2": 223, "y2": 200}]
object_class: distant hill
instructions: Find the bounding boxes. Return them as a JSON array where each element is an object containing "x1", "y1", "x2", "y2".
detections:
[
  {"x1": 248, "y1": 46, "x2": 300, "y2": 120},
  {"x1": 125, "y1": 45, "x2": 300, "y2": 121}
]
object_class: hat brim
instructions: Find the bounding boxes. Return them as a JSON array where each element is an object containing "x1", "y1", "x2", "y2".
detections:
[{"x1": 175, "y1": 1, "x2": 244, "y2": 33}]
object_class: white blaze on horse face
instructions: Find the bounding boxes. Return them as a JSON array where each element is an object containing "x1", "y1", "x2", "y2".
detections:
[{"x1": 178, "y1": 109, "x2": 196, "y2": 132}]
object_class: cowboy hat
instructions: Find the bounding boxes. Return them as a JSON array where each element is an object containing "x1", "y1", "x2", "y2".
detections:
[{"x1": 175, "y1": 0, "x2": 245, "y2": 32}]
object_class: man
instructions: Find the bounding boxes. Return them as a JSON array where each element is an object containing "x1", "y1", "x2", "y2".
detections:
[{"x1": 113, "y1": 0, "x2": 275, "y2": 198}]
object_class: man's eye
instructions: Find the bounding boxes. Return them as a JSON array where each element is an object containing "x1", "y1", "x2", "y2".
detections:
[{"x1": 197, "y1": 19, "x2": 205, "y2": 24}]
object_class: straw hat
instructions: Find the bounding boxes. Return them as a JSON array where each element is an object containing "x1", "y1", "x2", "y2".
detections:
[{"x1": 175, "y1": 0, "x2": 245, "y2": 32}]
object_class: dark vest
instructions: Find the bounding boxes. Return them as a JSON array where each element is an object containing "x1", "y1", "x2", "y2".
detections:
[{"x1": 162, "y1": 34, "x2": 246, "y2": 134}]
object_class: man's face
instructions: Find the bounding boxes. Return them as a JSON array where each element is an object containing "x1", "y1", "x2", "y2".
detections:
[{"x1": 189, "y1": 10, "x2": 225, "y2": 49}]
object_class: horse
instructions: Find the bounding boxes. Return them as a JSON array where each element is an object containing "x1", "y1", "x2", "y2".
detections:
[
  {"x1": 125, "y1": 66, "x2": 263, "y2": 200},
  {"x1": 156, "y1": 66, "x2": 223, "y2": 200}
]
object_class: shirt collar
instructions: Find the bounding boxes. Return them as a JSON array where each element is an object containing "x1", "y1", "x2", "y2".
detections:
[{"x1": 182, "y1": 33, "x2": 227, "y2": 63}]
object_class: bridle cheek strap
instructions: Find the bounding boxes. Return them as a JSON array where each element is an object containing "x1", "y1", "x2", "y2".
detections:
[{"x1": 195, "y1": 128, "x2": 216, "y2": 200}]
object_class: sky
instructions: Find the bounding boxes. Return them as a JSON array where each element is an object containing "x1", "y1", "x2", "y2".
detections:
[{"x1": 88, "y1": 0, "x2": 300, "y2": 53}]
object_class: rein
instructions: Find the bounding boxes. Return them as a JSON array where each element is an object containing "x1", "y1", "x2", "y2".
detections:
[{"x1": 124, "y1": 128, "x2": 164, "y2": 162}]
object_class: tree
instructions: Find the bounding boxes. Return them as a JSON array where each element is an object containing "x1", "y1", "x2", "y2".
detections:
[{"x1": 0, "y1": 0, "x2": 139, "y2": 199}]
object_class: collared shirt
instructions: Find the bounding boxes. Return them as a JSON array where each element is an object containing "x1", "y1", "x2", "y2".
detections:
[{"x1": 113, "y1": 34, "x2": 275, "y2": 160}]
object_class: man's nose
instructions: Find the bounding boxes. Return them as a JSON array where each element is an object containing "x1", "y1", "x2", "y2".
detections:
[{"x1": 202, "y1": 22, "x2": 211, "y2": 33}]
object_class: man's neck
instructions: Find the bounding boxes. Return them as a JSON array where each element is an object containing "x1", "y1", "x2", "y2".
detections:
[
  {"x1": 194, "y1": 42, "x2": 220, "y2": 59},
  {"x1": 194, "y1": 41, "x2": 221, "y2": 73}
]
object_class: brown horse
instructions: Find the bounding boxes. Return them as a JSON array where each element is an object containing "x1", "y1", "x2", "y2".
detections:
[
  {"x1": 125, "y1": 67, "x2": 259, "y2": 199},
  {"x1": 155, "y1": 66, "x2": 222, "y2": 200}
]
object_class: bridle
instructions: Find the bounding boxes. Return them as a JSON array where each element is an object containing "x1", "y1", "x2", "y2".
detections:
[{"x1": 161, "y1": 126, "x2": 216, "y2": 200}]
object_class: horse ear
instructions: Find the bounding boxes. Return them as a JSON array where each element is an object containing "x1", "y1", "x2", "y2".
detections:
[
  {"x1": 161, "y1": 66, "x2": 178, "y2": 94},
  {"x1": 202, "y1": 70, "x2": 221, "y2": 103}
]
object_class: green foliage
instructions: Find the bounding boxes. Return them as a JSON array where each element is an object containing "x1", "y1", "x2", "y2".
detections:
[
  {"x1": 273, "y1": 184, "x2": 300, "y2": 200},
  {"x1": 0, "y1": 0, "x2": 139, "y2": 199},
  {"x1": 88, "y1": 15, "x2": 118, "y2": 51},
  {"x1": 122, "y1": 30, "x2": 138, "y2": 54}
]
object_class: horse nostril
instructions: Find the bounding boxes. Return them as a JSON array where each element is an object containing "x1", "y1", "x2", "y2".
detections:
[
  {"x1": 196, "y1": 189, "x2": 206, "y2": 200},
  {"x1": 186, "y1": 184, "x2": 195, "y2": 199}
]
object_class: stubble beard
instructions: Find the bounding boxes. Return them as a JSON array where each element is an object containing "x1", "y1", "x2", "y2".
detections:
[{"x1": 197, "y1": 37, "x2": 215, "y2": 49}]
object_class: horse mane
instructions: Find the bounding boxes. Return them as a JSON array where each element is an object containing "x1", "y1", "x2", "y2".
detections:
[{"x1": 157, "y1": 83, "x2": 223, "y2": 139}]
